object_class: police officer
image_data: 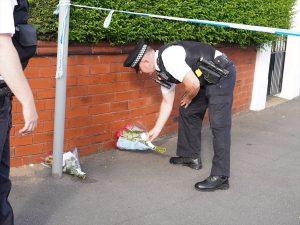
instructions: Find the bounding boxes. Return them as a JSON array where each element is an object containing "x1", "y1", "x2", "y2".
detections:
[
  {"x1": 124, "y1": 40, "x2": 236, "y2": 191},
  {"x1": 0, "y1": 0, "x2": 38, "y2": 224}
]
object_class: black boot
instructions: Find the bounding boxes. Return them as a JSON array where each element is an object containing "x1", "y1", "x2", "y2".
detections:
[
  {"x1": 169, "y1": 156, "x2": 202, "y2": 170},
  {"x1": 195, "y1": 175, "x2": 229, "y2": 191}
]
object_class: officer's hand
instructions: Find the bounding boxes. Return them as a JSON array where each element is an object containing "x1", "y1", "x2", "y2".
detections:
[
  {"x1": 148, "y1": 127, "x2": 161, "y2": 142},
  {"x1": 19, "y1": 102, "x2": 38, "y2": 135},
  {"x1": 180, "y1": 95, "x2": 192, "y2": 108}
]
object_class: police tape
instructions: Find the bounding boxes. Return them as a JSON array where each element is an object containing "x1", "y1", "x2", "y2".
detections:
[{"x1": 59, "y1": 3, "x2": 300, "y2": 37}]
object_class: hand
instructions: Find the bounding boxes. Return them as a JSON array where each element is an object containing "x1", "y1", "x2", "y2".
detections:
[
  {"x1": 19, "y1": 102, "x2": 38, "y2": 136},
  {"x1": 180, "y1": 94, "x2": 192, "y2": 108},
  {"x1": 148, "y1": 127, "x2": 161, "y2": 142}
]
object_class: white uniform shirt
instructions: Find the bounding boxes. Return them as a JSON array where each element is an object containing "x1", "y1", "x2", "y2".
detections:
[
  {"x1": 155, "y1": 45, "x2": 223, "y2": 94},
  {"x1": 0, "y1": 0, "x2": 18, "y2": 80},
  {"x1": 0, "y1": 0, "x2": 17, "y2": 35},
  {"x1": 155, "y1": 46, "x2": 191, "y2": 94}
]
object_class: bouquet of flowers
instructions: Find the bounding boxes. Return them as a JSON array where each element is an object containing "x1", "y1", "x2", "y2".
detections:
[
  {"x1": 116, "y1": 123, "x2": 166, "y2": 154},
  {"x1": 42, "y1": 148, "x2": 86, "y2": 179},
  {"x1": 62, "y1": 148, "x2": 86, "y2": 179}
]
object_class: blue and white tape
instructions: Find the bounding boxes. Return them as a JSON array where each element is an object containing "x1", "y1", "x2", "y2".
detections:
[{"x1": 60, "y1": 3, "x2": 300, "y2": 37}]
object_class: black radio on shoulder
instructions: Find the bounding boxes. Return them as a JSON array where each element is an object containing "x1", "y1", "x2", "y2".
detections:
[{"x1": 193, "y1": 54, "x2": 231, "y2": 85}]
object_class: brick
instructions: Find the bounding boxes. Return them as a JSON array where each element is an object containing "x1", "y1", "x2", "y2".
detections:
[
  {"x1": 99, "y1": 55, "x2": 127, "y2": 63},
  {"x1": 109, "y1": 120, "x2": 134, "y2": 133},
  {"x1": 92, "y1": 93, "x2": 115, "y2": 104},
  {"x1": 90, "y1": 64, "x2": 110, "y2": 74},
  {"x1": 91, "y1": 113, "x2": 114, "y2": 125},
  {"x1": 44, "y1": 121, "x2": 54, "y2": 132},
  {"x1": 36, "y1": 89, "x2": 55, "y2": 99},
  {"x1": 111, "y1": 101, "x2": 128, "y2": 112},
  {"x1": 42, "y1": 142, "x2": 53, "y2": 153},
  {"x1": 91, "y1": 74, "x2": 116, "y2": 84},
  {"x1": 15, "y1": 144, "x2": 43, "y2": 156},
  {"x1": 65, "y1": 128, "x2": 82, "y2": 139},
  {"x1": 35, "y1": 100, "x2": 46, "y2": 111},
  {"x1": 12, "y1": 113, "x2": 23, "y2": 124},
  {"x1": 68, "y1": 65, "x2": 90, "y2": 76},
  {"x1": 67, "y1": 116, "x2": 92, "y2": 129},
  {"x1": 114, "y1": 81, "x2": 141, "y2": 92},
  {"x1": 89, "y1": 103, "x2": 110, "y2": 115},
  {"x1": 100, "y1": 140, "x2": 116, "y2": 150},
  {"x1": 93, "y1": 132, "x2": 111, "y2": 143},
  {"x1": 24, "y1": 67, "x2": 40, "y2": 78},
  {"x1": 79, "y1": 144, "x2": 99, "y2": 156},
  {"x1": 115, "y1": 73, "x2": 139, "y2": 82},
  {"x1": 87, "y1": 84, "x2": 115, "y2": 95},
  {"x1": 77, "y1": 76, "x2": 90, "y2": 85},
  {"x1": 129, "y1": 108, "x2": 146, "y2": 118},
  {"x1": 67, "y1": 76, "x2": 78, "y2": 86},
  {"x1": 33, "y1": 132, "x2": 53, "y2": 144},
  {"x1": 128, "y1": 98, "x2": 147, "y2": 109},
  {"x1": 110, "y1": 63, "x2": 132, "y2": 73},
  {"x1": 66, "y1": 106, "x2": 89, "y2": 118},
  {"x1": 29, "y1": 78, "x2": 55, "y2": 89},
  {"x1": 27, "y1": 57, "x2": 55, "y2": 67},
  {"x1": 80, "y1": 124, "x2": 109, "y2": 137},
  {"x1": 37, "y1": 110, "x2": 53, "y2": 121},
  {"x1": 22, "y1": 154, "x2": 44, "y2": 165},
  {"x1": 10, "y1": 157, "x2": 24, "y2": 167},
  {"x1": 11, "y1": 135, "x2": 33, "y2": 146},
  {"x1": 115, "y1": 90, "x2": 142, "y2": 101},
  {"x1": 38, "y1": 66, "x2": 57, "y2": 78},
  {"x1": 74, "y1": 136, "x2": 97, "y2": 147},
  {"x1": 70, "y1": 96, "x2": 93, "y2": 107},
  {"x1": 67, "y1": 86, "x2": 89, "y2": 97},
  {"x1": 144, "y1": 103, "x2": 161, "y2": 115},
  {"x1": 44, "y1": 99, "x2": 55, "y2": 110}
]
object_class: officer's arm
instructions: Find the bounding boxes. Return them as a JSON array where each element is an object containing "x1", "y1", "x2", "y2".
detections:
[
  {"x1": 0, "y1": 34, "x2": 38, "y2": 134},
  {"x1": 148, "y1": 88, "x2": 175, "y2": 141},
  {"x1": 181, "y1": 70, "x2": 200, "y2": 108}
]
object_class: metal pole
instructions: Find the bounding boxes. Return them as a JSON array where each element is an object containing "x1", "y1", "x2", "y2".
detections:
[{"x1": 52, "y1": 0, "x2": 71, "y2": 177}]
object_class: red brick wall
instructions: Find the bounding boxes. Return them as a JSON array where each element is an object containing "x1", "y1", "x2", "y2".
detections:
[{"x1": 10, "y1": 42, "x2": 256, "y2": 167}]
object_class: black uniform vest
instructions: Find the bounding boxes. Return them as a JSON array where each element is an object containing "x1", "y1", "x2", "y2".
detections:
[
  {"x1": 12, "y1": 0, "x2": 37, "y2": 69},
  {"x1": 156, "y1": 41, "x2": 216, "y2": 84}
]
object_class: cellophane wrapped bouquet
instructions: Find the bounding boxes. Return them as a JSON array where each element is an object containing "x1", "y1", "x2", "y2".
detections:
[
  {"x1": 116, "y1": 123, "x2": 166, "y2": 154},
  {"x1": 42, "y1": 148, "x2": 86, "y2": 179},
  {"x1": 62, "y1": 148, "x2": 86, "y2": 179}
]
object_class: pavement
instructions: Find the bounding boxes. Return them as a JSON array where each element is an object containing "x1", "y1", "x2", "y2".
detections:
[{"x1": 10, "y1": 97, "x2": 300, "y2": 225}]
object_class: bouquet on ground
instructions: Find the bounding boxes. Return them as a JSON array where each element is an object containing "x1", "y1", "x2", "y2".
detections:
[
  {"x1": 116, "y1": 123, "x2": 166, "y2": 154},
  {"x1": 62, "y1": 148, "x2": 86, "y2": 179},
  {"x1": 42, "y1": 148, "x2": 86, "y2": 179}
]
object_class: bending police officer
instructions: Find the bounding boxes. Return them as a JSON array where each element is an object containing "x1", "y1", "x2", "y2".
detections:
[{"x1": 124, "y1": 40, "x2": 236, "y2": 191}]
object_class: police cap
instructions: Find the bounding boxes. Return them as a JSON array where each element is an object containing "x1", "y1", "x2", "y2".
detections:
[{"x1": 123, "y1": 40, "x2": 148, "y2": 70}]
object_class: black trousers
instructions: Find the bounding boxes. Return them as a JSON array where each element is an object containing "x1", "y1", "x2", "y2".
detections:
[
  {"x1": 0, "y1": 96, "x2": 13, "y2": 225},
  {"x1": 177, "y1": 64, "x2": 236, "y2": 177}
]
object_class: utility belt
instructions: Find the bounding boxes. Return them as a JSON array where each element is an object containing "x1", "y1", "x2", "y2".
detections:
[
  {"x1": 0, "y1": 81, "x2": 14, "y2": 98},
  {"x1": 193, "y1": 54, "x2": 233, "y2": 85}
]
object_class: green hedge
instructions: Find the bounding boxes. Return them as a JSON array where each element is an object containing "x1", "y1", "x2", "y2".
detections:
[{"x1": 29, "y1": 0, "x2": 296, "y2": 47}]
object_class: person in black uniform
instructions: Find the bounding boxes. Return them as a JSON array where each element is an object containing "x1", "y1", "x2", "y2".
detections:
[
  {"x1": 124, "y1": 40, "x2": 236, "y2": 191},
  {"x1": 0, "y1": 1, "x2": 38, "y2": 224}
]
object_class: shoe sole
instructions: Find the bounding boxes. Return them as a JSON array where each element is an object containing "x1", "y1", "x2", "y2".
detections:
[
  {"x1": 194, "y1": 183, "x2": 229, "y2": 192},
  {"x1": 170, "y1": 162, "x2": 202, "y2": 170}
]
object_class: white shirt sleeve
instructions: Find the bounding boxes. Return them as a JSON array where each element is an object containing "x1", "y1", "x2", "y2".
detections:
[
  {"x1": 161, "y1": 45, "x2": 192, "y2": 83},
  {"x1": 0, "y1": 0, "x2": 17, "y2": 36}
]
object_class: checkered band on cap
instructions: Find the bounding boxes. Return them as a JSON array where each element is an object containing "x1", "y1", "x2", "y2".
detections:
[{"x1": 131, "y1": 44, "x2": 148, "y2": 67}]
